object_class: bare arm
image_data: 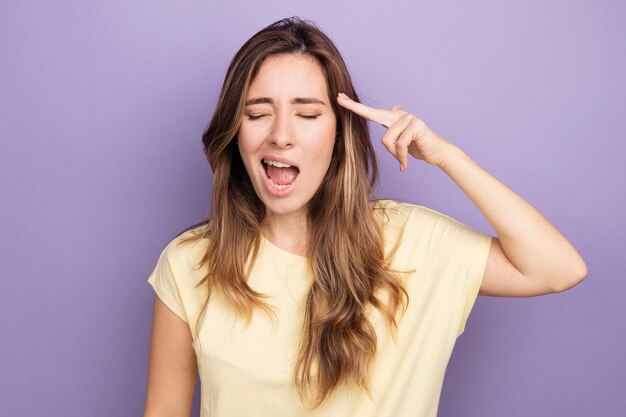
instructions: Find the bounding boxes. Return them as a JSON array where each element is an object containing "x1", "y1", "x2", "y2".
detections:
[
  {"x1": 143, "y1": 296, "x2": 197, "y2": 417},
  {"x1": 437, "y1": 144, "x2": 587, "y2": 295}
]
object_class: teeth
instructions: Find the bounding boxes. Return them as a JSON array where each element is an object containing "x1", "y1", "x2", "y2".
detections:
[{"x1": 263, "y1": 159, "x2": 292, "y2": 168}]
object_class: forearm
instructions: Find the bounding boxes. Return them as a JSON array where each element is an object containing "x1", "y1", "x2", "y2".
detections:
[{"x1": 437, "y1": 143, "x2": 587, "y2": 287}]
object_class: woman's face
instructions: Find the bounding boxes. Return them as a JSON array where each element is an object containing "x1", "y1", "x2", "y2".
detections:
[{"x1": 237, "y1": 53, "x2": 337, "y2": 219}]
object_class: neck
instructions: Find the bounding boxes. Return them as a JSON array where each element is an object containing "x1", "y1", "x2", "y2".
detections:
[{"x1": 262, "y1": 208, "x2": 310, "y2": 257}]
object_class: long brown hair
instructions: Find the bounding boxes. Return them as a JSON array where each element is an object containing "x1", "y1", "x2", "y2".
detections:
[{"x1": 178, "y1": 16, "x2": 412, "y2": 409}]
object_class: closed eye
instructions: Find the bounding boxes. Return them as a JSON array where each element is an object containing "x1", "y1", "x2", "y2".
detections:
[{"x1": 245, "y1": 114, "x2": 320, "y2": 121}]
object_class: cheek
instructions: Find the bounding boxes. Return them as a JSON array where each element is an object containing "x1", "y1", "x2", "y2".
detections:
[
  {"x1": 323, "y1": 126, "x2": 337, "y2": 158},
  {"x1": 236, "y1": 130, "x2": 260, "y2": 157},
  {"x1": 309, "y1": 129, "x2": 337, "y2": 171},
  {"x1": 236, "y1": 139, "x2": 257, "y2": 172}
]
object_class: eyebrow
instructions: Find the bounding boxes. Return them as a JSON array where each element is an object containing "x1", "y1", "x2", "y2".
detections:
[{"x1": 244, "y1": 97, "x2": 326, "y2": 106}]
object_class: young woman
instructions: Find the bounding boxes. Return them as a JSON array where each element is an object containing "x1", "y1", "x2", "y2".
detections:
[{"x1": 143, "y1": 16, "x2": 587, "y2": 417}]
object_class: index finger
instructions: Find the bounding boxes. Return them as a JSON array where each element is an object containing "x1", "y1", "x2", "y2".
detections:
[{"x1": 337, "y1": 92, "x2": 394, "y2": 129}]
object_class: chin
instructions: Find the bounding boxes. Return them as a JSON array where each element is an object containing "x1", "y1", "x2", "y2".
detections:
[{"x1": 261, "y1": 197, "x2": 309, "y2": 217}]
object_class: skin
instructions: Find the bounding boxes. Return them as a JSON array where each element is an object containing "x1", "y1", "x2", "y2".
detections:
[
  {"x1": 237, "y1": 53, "x2": 337, "y2": 256},
  {"x1": 143, "y1": 296, "x2": 196, "y2": 417}
]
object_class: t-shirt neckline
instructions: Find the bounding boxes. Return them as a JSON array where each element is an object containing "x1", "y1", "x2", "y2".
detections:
[{"x1": 261, "y1": 235, "x2": 309, "y2": 263}]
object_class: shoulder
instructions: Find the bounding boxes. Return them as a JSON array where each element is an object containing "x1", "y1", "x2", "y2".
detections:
[
  {"x1": 159, "y1": 224, "x2": 209, "y2": 269},
  {"x1": 371, "y1": 198, "x2": 485, "y2": 248},
  {"x1": 372, "y1": 199, "x2": 491, "y2": 266},
  {"x1": 371, "y1": 198, "x2": 447, "y2": 228}
]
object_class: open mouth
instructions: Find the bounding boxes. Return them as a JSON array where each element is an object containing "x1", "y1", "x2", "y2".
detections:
[{"x1": 261, "y1": 159, "x2": 300, "y2": 189}]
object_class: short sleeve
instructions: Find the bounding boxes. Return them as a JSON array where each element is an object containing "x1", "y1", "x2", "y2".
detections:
[
  {"x1": 147, "y1": 240, "x2": 189, "y2": 323},
  {"x1": 432, "y1": 211, "x2": 492, "y2": 337}
]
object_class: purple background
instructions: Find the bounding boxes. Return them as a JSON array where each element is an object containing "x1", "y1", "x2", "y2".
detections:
[{"x1": 1, "y1": 1, "x2": 624, "y2": 416}]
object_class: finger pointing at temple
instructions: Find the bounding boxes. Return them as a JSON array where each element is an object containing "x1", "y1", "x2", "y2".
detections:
[{"x1": 336, "y1": 92, "x2": 397, "y2": 129}]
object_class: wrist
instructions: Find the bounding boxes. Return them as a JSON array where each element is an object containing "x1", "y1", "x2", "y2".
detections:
[{"x1": 435, "y1": 143, "x2": 467, "y2": 170}]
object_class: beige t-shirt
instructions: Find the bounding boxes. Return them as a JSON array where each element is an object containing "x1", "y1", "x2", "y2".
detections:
[{"x1": 147, "y1": 199, "x2": 492, "y2": 417}]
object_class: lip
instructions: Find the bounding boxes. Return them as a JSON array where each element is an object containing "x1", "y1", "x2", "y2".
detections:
[{"x1": 260, "y1": 159, "x2": 299, "y2": 198}]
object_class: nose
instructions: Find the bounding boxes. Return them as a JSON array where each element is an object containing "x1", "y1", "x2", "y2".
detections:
[{"x1": 269, "y1": 111, "x2": 294, "y2": 148}]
